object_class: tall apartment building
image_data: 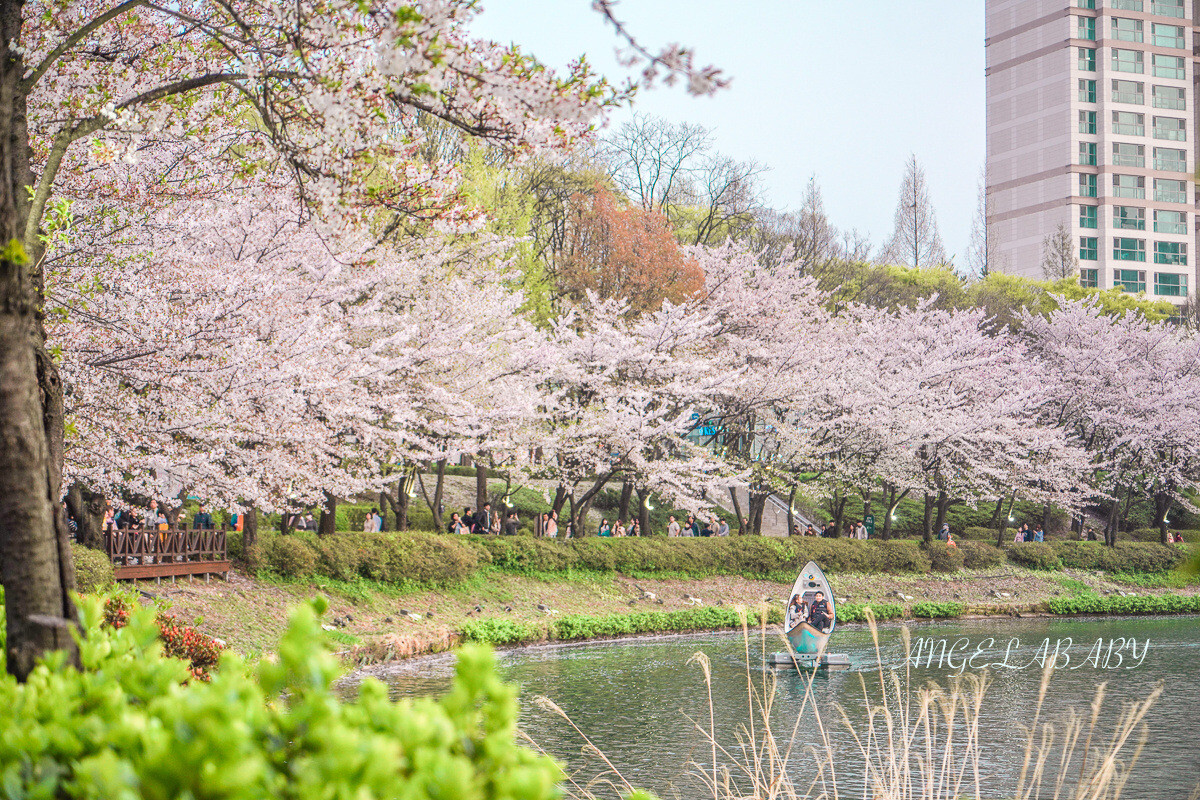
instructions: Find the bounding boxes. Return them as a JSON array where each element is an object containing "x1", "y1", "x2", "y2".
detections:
[{"x1": 986, "y1": 0, "x2": 1196, "y2": 305}]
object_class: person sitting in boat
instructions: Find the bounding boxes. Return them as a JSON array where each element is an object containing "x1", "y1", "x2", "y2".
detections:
[
  {"x1": 792, "y1": 591, "x2": 832, "y2": 636},
  {"x1": 786, "y1": 595, "x2": 809, "y2": 630}
]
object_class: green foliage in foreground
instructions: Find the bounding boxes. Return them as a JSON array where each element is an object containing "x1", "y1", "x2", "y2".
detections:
[
  {"x1": 0, "y1": 598, "x2": 568, "y2": 800},
  {"x1": 1047, "y1": 593, "x2": 1200, "y2": 615}
]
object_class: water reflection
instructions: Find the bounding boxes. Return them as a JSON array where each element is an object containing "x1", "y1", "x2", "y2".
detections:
[{"x1": 352, "y1": 616, "x2": 1200, "y2": 800}]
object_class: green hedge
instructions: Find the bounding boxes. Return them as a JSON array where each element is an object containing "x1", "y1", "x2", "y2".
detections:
[
  {"x1": 71, "y1": 544, "x2": 114, "y2": 593},
  {"x1": 1129, "y1": 528, "x2": 1200, "y2": 543},
  {"x1": 1048, "y1": 541, "x2": 1184, "y2": 573},
  {"x1": 1007, "y1": 542, "x2": 1062, "y2": 570},
  {"x1": 959, "y1": 541, "x2": 1004, "y2": 569},
  {"x1": 925, "y1": 542, "x2": 965, "y2": 572},
  {"x1": 1048, "y1": 594, "x2": 1200, "y2": 615},
  {"x1": 912, "y1": 601, "x2": 964, "y2": 619},
  {"x1": 245, "y1": 529, "x2": 1192, "y2": 590},
  {"x1": 0, "y1": 597, "x2": 563, "y2": 800},
  {"x1": 837, "y1": 602, "x2": 905, "y2": 622}
]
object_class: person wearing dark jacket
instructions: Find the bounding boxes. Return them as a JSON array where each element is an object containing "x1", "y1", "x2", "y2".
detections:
[
  {"x1": 806, "y1": 591, "x2": 832, "y2": 632},
  {"x1": 473, "y1": 502, "x2": 492, "y2": 534},
  {"x1": 192, "y1": 505, "x2": 214, "y2": 530}
]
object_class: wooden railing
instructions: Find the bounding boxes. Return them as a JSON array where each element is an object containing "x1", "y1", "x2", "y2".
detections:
[{"x1": 104, "y1": 526, "x2": 231, "y2": 582}]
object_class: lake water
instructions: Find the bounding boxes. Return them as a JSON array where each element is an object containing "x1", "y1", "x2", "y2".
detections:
[{"x1": 353, "y1": 616, "x2": 1200, "y2": 799}]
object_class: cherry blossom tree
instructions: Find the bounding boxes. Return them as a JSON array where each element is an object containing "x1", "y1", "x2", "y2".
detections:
[{"x1": 1021, "y1": 299, "x2": 1200, "y2": 545}]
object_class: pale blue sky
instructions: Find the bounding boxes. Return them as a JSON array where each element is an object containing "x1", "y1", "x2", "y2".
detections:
[{"x1": 470, "y1": 0, "x2": 985, "y2": 263}]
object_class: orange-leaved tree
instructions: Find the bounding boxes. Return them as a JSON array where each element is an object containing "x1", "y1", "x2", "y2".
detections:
[{"x1": 560, "y1": 185, "x2": 704, "y2": 315}]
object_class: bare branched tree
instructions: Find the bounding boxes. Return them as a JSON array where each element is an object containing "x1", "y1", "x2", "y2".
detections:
[
  {"x1": 880, "y1": 155, "x2": 946, "y2": 267},
  {"x1": 966, "y1": 168, "x2": 1001, "y2": 279},
  {"x1": 1040, "y1": 222, "x2": 1079, "y2": 280},
  {"x1": 599, "y1": 113, "x2": 766, "y2": 245}
]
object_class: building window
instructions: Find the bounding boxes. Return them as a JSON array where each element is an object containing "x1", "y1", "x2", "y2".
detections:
[
  {"x1": 1111, "y1": 17, "x2": 1142, "y2": 42},
  {"x1": 1078, "y1": 0, "x2": 1096, "y2": 6},
  {"x1": 1080, "y1": 205, "x2": 1098, "y2": 229},
  {"x1": 1152, "y1": 55, "x2": 1185, "y2": 80},
  {"x1": 1079, "y1": 47, "x2": 1097, "y2": 72},
  {"x1": 1155, "y1": 178, "x2": 1187, "y2": 203},
  {"x1": 1153, "y1": 147, "x2": 1186, "y2": 172},
  {"x1": 1152, "y1": 24, "x2": 1185, "y2": 49},
  {"x1": 1113, "y1": 174, "x2": 1145, "y2": 199},
  {"x1": 1112, "y1": 0, "x2": 1142, "y2": 7},
  {"x1": 1111, "y1": 79, "x2": 1142, "y2": 104},
  {"x1": 1154, "y1": 242, "x2": 1188, "y2": 266},
  {"x1": 1079, "y1": 173, "x2": 1098, "y2": 198},
  {"x1": 1078, "y1": 17, "x2": 1097, "y2": 40},
  {"x1": 1114, "y1": 239, "x2": 1147, "y2": 262},
  {"x1": 1079, "y1": 110, "x2": 1097, "y2": 134},
  {"x1": 1112, "y1": 142, "x2": 1144, "y2": 167},
  {"x1": 1111, "y1": 110, "x2": 1144, "y2": 135},
  {"x1": 1153, "y1": 86, "x2": 1185, "y2": 110},
  {"x1": 1079, "y1": 78, "x2": 1097, "y2": 103},
  {"x1": 1113, "y1": 49, "x2": 1144, "y2": 73},
  {"x1": 1079, "y1": 142, "x2": 1098, "y2": 166},
  {"x1": 1153, "y1": 116, "x2": 1186, "y2": 141},
  {"x1": 1154, "y1": 272, "x2": 1188, "y2": 295},
  {"x1": 1114, "y1": 206, "x2": 1146, "y2": 230},
  {"x1": 1080, "y1": 268, "x2": 1099, "y2": 288},
  {"x1": 1114, "y1": 269, "x2": 1147, "y2": 292},
  {"x1": 1151, "y1": 0, "x2": 1185, "y2": 18},
  {"x1": 1154, "y1": 210, "x2": 1187, "y2": 234},
  {"x1": 1080, "y1": 237, "x2": 1099, "y2": 261}
]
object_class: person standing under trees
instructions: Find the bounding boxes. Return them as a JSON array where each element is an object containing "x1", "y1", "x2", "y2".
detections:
[
  {"x1": 545, "y1": 511, "x2": 559, "y2": 538},
  {"x1": 628, "y1": 519, "x2": 640, "y2": 537},
  {"x1": 855, "y1": 520, "x2": 867, "y2": 539},
  {"x1": 503, "y1": 512, "x2": 519, "y2": 536},
  {"x1": 667, "y1": 515, "x2": 680, "y2": 537},
  {"x1": 473, "y1": 502, "x2": 491, "y2": 535},
  {"x1": 448, "y1": 512, "x2": 469, "y2": 535},
  {"x1": 192, "y1": 505, "x2": 213, "y2": 530},
  {"x1": 598, "y1": 519, "x2": 612, "y2": 537},
  {"x1": 717, "y1": 518, "x2": 730, "y2": 537}
]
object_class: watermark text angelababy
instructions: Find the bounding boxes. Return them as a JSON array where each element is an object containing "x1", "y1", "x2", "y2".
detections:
[{"x1": 907, "y1": 637, "x2": 1149, "y2": 675}]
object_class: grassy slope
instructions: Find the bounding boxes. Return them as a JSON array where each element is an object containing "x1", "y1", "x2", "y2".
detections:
[{"x1": 137, "y1": 563, "x2": 1200, "y2": 663}]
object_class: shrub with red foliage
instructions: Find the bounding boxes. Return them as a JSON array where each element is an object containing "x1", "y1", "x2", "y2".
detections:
[{"x1": 103, "y1": 596, "x2": 224, "y2": 680}]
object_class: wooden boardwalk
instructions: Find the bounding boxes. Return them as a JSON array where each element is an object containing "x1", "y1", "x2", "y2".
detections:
[{"x1": 104, "y1": 527, "x2": 231, "y2": 582}]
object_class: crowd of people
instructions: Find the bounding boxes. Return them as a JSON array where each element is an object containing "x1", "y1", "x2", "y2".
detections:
[
  {"x1": 789, "y1": 520, "x2": 869, "y2": 539},
  {"x1": 99, "y1": 500, "x2": 226, "y2": 532}
]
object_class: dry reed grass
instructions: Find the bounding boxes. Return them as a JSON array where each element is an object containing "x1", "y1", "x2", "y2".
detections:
[{"x1": 530, "y1": 604, "x2": 1192, "y2": 800}]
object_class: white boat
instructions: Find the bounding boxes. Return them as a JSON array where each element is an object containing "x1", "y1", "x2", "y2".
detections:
[{"x1": 784, "y1": 560, "x2": 836, "y2": 655}]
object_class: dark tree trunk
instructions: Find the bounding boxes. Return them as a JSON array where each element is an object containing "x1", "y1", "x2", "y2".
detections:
[
  {"x1": 637, "y1": 487, "x2": 651, "y2": 536},
  {"x1": 65, "y1": 481, "x2": 106, "y2": 550},
  {"x1": 748, "y1": 488, "x2": 767, "y2": 535},
  {"x1": 617, "y1": 481, "x2": 633, "y2": 524},
  {"x1": 996, "y1": 492, "x2": 1017, "y2": 547},
  {"x1": 990, "y1": 496, "x2": 1005, "y2": 531},
  {"x1": 1104, "y1": 491, "x2": 1122, "y2": 547},
  {"x1": 729, "y1": 486, "x2": 745, "y2": 534},
  {"x1": 475, "y1": 459, "x2": 488, "y2": 511},
  {"x1": 417, "y1": 457, "x2": 447, "y2": 531},
  {"x1": 1154, "y1": 491, "x2": 1171, "y2": 545},
  {"x1": 551, "y1": 484, "x2": 568, "y2": 515},
  {"x1": 242, "y1": 506, "x2": 258, "y2": 554},
  {"x1": 318, "y1": 491, "x2": 337, "y2": 536},
  {"x1": 279, "y1": 509, "x2": 290, "y2": 535},
  {"x1": 378, "y1": 491, "x2": 390, "y2": 531},
  {"x1": 880, "y1": 482, "x2": 908, "y2": 541},
  {"x1": 830, "y1": 488, "x2": 848, "y2": 536},
  {"x1": 397, "y1": 474, "x2": 410, "y2": 531},
  {"x1": 921, "y1": 493, "x2": 935, "y2": 543},
  {"x1": 1041, "y1": 502, "x2": 1052, "y2": 536},
  {"x1": 0, "y1": 29, "x2": 81, "y2": 675},
  {"x1": 932, "y1": 491, "x2": 951, "y2": 540},
  {"x1": 861, "y1": 490, "x2": 872, "y2": 529}
]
